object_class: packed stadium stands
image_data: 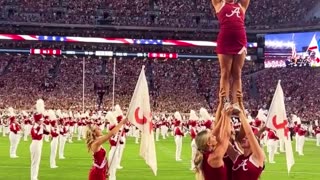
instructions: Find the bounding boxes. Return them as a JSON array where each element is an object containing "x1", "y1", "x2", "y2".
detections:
[
  {"x1": 0, "y1": 0, "x2": 319, "y2": 29},
  {"x1": 0, "y1": 54, "x2": 319, "y2": 122}
]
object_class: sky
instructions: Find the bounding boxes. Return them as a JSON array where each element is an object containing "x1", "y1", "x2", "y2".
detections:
[{"x1": 265, "y1": 32, "x2": 320, "y2": 52}]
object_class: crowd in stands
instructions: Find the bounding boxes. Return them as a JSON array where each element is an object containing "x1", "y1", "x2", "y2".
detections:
[
  {"x1": 0, "y1": 53, "x2": 319, "y2": 122},
  {"x1": 0, "y1": 0, "x2": 319, "y2": 29}
]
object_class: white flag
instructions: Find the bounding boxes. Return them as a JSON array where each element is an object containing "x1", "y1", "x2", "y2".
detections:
[
  {"x1": 127, "y1": 66, "x2": 157, "y2": 176},
  {"x1": 307, "y1": 34, "x2": 320, "y2": 67},
  {"x1": 266, "y1": 80, "x2": 294, "y2": 174}
]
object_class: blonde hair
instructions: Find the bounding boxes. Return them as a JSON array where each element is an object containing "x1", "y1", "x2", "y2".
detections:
[
  {"x1": 194, "y1": 130, "x2": 210, "y2": 180},
  {"x1": 85, "y1": 125, "x2": 97, "y2": 152}
]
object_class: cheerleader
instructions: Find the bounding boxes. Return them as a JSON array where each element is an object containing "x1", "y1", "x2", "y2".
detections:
[{"x1": 86, "y1": 111, "x2": 127, "y2": 180}]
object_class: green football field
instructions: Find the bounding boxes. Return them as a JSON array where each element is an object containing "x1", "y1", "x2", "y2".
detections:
[{"x1": 0, "y1": 135, "x2": 319, "y2": 180}]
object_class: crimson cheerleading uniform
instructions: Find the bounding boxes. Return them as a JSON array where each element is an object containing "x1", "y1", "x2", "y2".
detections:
[
  {"x1": 89, "y1": 147, "x2": 108, "y2": 180},
  {"x1": 202, "y1": 152, "x2": 227, "y2": 180},
  {"x1": 216, "y1": 1, "x2": 247, "y2": 55},
  {"x1": 223, "y1": 155, "x2": 233, "y2": 180},
  {"x1": 232, "y1": 154, "x2": 263, "y2": 180}
]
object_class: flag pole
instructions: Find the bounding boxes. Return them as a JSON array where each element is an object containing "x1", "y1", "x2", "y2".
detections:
[
  {"x1": 82, "y1": 57, "x2": 85, "y2": 113},
  {"x1": 112, "y1": 58, "x2": 116, "y2": 111}
]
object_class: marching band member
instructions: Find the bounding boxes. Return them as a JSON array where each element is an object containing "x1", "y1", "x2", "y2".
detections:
[
  {"x1": 160, "y1": 115, "x2": 167, "y2": 139},
  {"x1": 292, "y1": 114, "x2": 300, "y2": 152},
  {"x1": 8, "y1": 107, "x2": 21, "y2": 158},
  {"x1": 77, "y1": 114, "x2": 85, "y2": 141},
  {"x1": 297, "y1": 124, "x2": 307, "y2": 156},
  {"x1": 49, "y1": 110, "x2": 59, "y2": 168},
  {"x1": 114, "y1": 105, "x2": 128, "y2": 169},
  {"x1": 189, "y1": 110, "x2": 199, "y2": 170},
  {"x1": 134, "y1": 126, "x2": 140, "y2": 144},
  {"x1": 97, "y1": 111, "x2": 105, "y2": 132},
  {"x1": 68, "y1": 112, "x2": 76, "y2": 143},
  {"x1": 23, "y1": 111, "x2": 32, "y2": 141},
  {"x1": 315, "y1": 121, "x2": 320, "y2": 146},
  {"x1": 59, "y1": 116, "x2": 68, "y2": 159},
  {"x1": 174, "y1": 111, "x2": 184, "y2": 161},
  {"x1": 267, "y1": 128, "x2": 278, "y2": 163},
  {"x1": 30, "y1": 99, "x2": 49, "y2": 180},
  {"x1": 200, "y1": 108, "x2": 213, "y2": 130},
  {"x1": 154, "y1": 116, "x2": 160, "y2": 141},
  {"x1": 43, "y1": 113, "x2": 51, "y2": 142},
  {"x1": 107, "y1": 111, "x2": 121, "y2": 180},
  {"x1": 3, "y1": 117, "x2": 9, "y2": 137},
  {"x1": 0, "y1": 113, "x2": 2, "y2": 133}
]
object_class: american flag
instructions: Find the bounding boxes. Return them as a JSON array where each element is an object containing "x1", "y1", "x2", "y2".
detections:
[{"x1": 133, "y1": 39, "x2": 162, "y2": 45}]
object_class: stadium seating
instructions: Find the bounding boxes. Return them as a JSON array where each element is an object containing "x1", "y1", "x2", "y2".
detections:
[
  {"x1": 0, "y1": 54, "x2": 318, "y2": 122},
  {"x1": 0, "y1": 0, "x2": 319, "y2": 28}
]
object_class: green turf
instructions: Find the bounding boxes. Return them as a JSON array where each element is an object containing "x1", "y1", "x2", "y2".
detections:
[{"x1": 0, "y1": 135, "x2": 319, "y2": 180}]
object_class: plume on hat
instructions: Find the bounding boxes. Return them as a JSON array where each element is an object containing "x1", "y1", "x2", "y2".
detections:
[
  {"x1": 106, "y1": 111, "x2": 117, "y2": 125},
  {"x1": 7, "y1": 107, "x2": 15, "y2": 117},
  {"x1": 48, "y1": 109, "x2": 57, "y2": 120},
  {"x1": 56, "y1": 109, "x2": 62, "y2": 118},
  {"x1": 256, "y1": 108, "x2": 267, "y2": 122},
  {"x1": 36, "y1": 99, "x2": 45, "y2": 114},
  {"x1": 174, "y1": 111, "x2": 182, "y2": 121},
  {"x1": 189, "y1": 110, "x2": 199, "y2": 121},
  {"x1": 114, "y1": 105, "x2": 123, "y2": 117},
  {"x1": 199, "y1": 108, "x2": 210, "y2": 120}
]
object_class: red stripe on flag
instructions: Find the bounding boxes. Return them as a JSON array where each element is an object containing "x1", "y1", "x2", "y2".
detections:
[
  {"x1": 65, "y1": 38, "x2": 78, "y2": 43},
  {"x1": 308, "y1": 46, "x2": 317, "y2": 50},
  {"x1": 29, "y1": 35, "x2": 38, "y2": 39},
  {"x1": 1, "y1": 34, "x2": 25, "y2": 41}
]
